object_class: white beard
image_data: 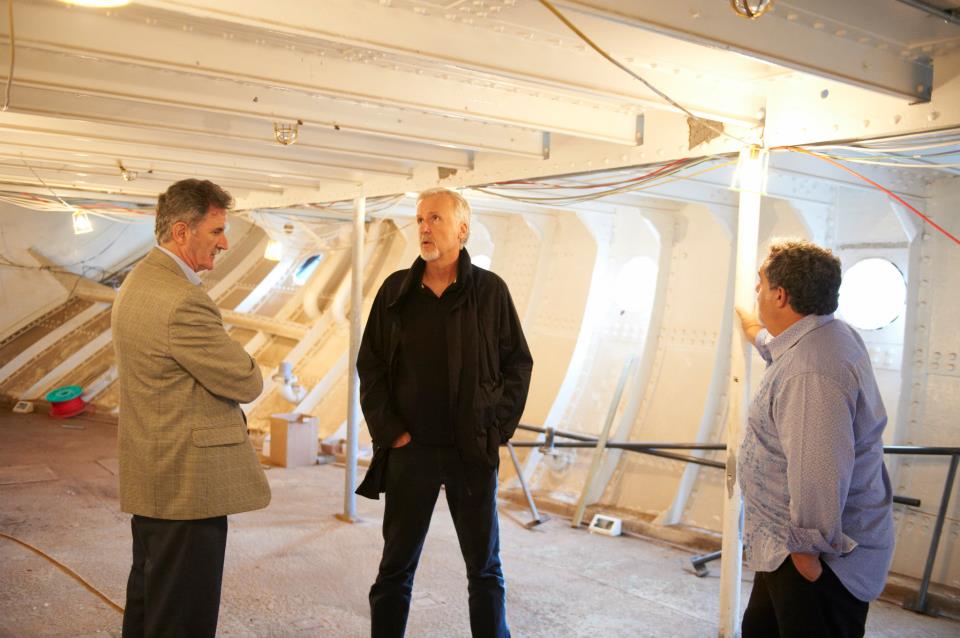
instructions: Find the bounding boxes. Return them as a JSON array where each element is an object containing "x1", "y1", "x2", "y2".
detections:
[{"x1": 420, "y1": 245, "x2": 440, "y2": 261}]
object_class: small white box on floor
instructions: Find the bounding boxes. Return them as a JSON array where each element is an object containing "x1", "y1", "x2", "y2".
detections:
[
  {"x1": 588, "y1": 514, "x2": 622, "y2": 537},
  {"x1": 12, "y1": 400, "x2": 34, "y2": 414},
  {"x1": 269, "y1": 413, "x2": 318, "y2": 468}
]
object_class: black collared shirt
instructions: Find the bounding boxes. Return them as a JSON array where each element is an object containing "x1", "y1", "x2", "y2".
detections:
[{"x1": 393, "y1": 278, "x2": 462, "y2": 447}]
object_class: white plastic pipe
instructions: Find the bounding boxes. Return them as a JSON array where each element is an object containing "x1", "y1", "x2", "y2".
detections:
[{"x1": 342, "y1": 194, "x2": 365, "y2": 522}]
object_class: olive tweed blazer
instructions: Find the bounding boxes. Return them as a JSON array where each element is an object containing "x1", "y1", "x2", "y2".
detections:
[{"x1": 112, "y1": 248, "x2": 270, "y2": 519}]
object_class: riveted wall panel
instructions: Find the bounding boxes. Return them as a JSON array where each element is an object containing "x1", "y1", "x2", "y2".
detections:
[
  {"x1": 887, "y1": 177, "x2": 960, "y2": 587},
  {"x1": 603, "y1": 203, "x2": 730, "y2": 516},
  {"x1": 680, "y1": 199, "x2": 813, "y2": 532},
  {"x1": 519, "y1": 213, "x2": 595, "y2": 428},
  {"x1": 524, "y1": 205, "x2": 696, "y2": 506}
]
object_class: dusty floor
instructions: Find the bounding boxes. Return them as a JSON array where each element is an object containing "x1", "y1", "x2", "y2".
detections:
[{"x1": 1, "y1": 412, "x2": 958, "y2": 638}]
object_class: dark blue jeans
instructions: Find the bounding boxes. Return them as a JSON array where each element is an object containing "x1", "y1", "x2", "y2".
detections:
[{"x1": 369, "y1": 444, "x2": 509, "y2": 638}]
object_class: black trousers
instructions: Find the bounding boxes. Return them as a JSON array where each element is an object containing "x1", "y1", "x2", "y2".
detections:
[
  {"x1": 122, "y1": 514, "x2": 228, "y2": 638},
  {"x1": 742, "y1": 557, "x2": 869, "y2": 638},
  {"x1": 369, "y1": 444, "x2": 509, "y2": 638}
]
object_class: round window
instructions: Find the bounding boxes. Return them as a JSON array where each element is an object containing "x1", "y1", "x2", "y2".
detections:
[{"x1": 837, "y1": 258, "x2": 906, "y2": 330}]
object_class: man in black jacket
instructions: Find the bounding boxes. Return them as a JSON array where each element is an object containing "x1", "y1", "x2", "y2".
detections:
[{"x1": 356, "y1": 187, "x2": 533, "y2": 638}]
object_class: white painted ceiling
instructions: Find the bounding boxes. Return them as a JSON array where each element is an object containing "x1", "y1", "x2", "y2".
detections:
[{"x1": 0, "y1": 0, "x2": 958, "y2": 210}]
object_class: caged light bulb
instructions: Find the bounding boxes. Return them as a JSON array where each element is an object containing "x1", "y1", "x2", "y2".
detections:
[{"x1": 72, "y1": 210, "x2": 94, "y2": 235}]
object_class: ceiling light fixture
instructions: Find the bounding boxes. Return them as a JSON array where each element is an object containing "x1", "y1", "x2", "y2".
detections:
[
  {"x1": 118, "y1": 160, "x2": 138, "y2": 182},
  {"x1": 60, "y1": 0, "x2": 132, "y2": 7},
  {"x1": 730, "y1": 0, "x2": 775, "y2": 20},
  {"x1": 72, "y1": 209, "x2": 94, "y2": 235},
  {"x1": 730, "y1": 144, "x2": 770, "y2": 195},
  {"x1": 274, "y1": 120, "x2": 302, "y2": 146}
]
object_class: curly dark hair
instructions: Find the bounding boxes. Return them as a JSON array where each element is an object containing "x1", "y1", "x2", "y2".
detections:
[
  {"x1": 763, "y1": 239, "x2": 842, "y2": 316},
  {"x1": 155, "y1": 179, "x2": 233, "y2": 242}
]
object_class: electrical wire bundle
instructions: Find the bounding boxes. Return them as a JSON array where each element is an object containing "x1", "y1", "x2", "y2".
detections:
[
  {"x1": 784, "y1": 145, "x2": 959, "y2": 245},
  {"x1": 805, "y1": 136, "x2": 960, "y2": 171},
  {"x1": 532, "y1": 0, "x2": 959, "y2": 245},
  {"x1": 301, "y1": 193, "x2": 405, "y2": 215},
  {"x1": 0, "y1": 192, "x2": 154, "y2": 225},
  {"x1": 473, "y1": 156, "x2": 731, "y2": 206}
]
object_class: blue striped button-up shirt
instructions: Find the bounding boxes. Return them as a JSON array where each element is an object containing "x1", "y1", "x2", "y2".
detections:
[{"x1": 739, "y1": 314, "x2": 895, "y2": 601}]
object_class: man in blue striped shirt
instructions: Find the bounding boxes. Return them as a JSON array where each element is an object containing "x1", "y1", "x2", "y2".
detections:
[{"x1": 736, "y1": 240, "x2": 895, "y2": 638}]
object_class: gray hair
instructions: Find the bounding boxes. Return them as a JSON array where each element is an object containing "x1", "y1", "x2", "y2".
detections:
[
  {"x1": 155, "y1": 179, "x2": 233, "y2": 243},
  {"x1": 417, "y1": 187, "x2": 471, "y2": 246}
]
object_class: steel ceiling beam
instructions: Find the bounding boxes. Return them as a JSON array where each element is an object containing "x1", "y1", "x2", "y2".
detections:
[
  {"x1": 764, "y1": 51, "x2": 960, "y2": 147},
  {"x1": 6, "y1": 2, "x2": 640, "y2": 145},
  {"x1": 0, "y1": 112, "x2": 415, "y2": 179},
  {"x1": 0, "y1": 131, "x2": 380, "y2": 184},
  {"x1": 894, "y1": 0, "x2": 960, "y2": 27},
  {"x1": 234, "y1": 109, "x2": 748, "y2": 210},
  {"x1": 0, "y1": 48, "x2": 545, "y2": 159},
  {"x1": 556, "y1": 0, "x2": 934, "y2": 102},
  {"x1": 131, "y1": 0, "x2": 765, "y2": 127},
  {"x1": 0, "y1": 158, "x2": 285, "y2": 198},
  {"x1": 4, "y1": 86, "x2": 475, "y2": 170}
]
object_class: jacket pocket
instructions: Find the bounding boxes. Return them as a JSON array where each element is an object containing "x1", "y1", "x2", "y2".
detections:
[
  {"x1": 474, "y1": 378, "x2": 503, "y2": 427},
  {"x1": 192, "y1": 425, "x2": 246, "y2": 447}
]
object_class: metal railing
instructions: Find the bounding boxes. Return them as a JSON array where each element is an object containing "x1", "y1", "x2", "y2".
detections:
[{"x1": 504, "y1": 423, "x2": 959, "y2": 617}]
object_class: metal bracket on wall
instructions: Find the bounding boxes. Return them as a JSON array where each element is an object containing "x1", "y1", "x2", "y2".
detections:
[{"x1": 571, "y1": 356, "x2": 638, "y2": 528}]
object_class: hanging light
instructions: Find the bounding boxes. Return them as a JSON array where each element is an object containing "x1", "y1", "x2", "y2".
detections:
[
  {"x1": 264, "y1": 239, "x2": 283, "y2": 261},
  {"x1": 730, "y1": 144, "x2": 770, "y2": 195},
  {"x1": 118, "y1": 160, "x2": 138, "y2": 182},
  {"x1": 72, "y1": 210, "x2": 94, "y2": 235},
  {"x1": 730, "y1": 0, "x2": 775, "y2": 20},
  {"x1": 273, "y1": 120, "x2": 302, "y2": 146}
]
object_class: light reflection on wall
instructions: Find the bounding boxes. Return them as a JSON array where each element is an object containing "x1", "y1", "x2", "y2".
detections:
[{"x1": 614, "y1": 256, "x2": 657, "y2": 313}]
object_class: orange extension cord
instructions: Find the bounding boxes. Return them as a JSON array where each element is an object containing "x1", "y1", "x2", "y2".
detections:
[{"x1": 0, "y1": 531, "x2": 124, "y2": 614}]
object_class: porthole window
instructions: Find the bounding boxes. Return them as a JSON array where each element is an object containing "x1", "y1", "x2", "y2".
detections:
[
  {"x1": 293, "y1": 253, "x2": 324, "y2": 286},
  {"x1": 614, "y1": 256, "x2": 657, "y2": 313},
  {"x1": 837, "y1": 258, "x2": 906, "y2": 330}
]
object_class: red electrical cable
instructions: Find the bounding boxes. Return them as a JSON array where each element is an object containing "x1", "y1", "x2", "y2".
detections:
[{"x1": 787, "y1": 146, "x2": 960, "y2": 246}]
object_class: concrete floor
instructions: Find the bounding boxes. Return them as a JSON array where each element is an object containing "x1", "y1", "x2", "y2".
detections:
[{"x1": 1, "y1": 412, "x2": 958, "y2": 638}]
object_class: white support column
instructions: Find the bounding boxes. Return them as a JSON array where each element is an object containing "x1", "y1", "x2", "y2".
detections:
[
  {"x1": 718, "y1": 148, "x2": 764, "y2": 638},
  {"x1": 339, "y1": 193, "x2": 365, "y2": 523}
]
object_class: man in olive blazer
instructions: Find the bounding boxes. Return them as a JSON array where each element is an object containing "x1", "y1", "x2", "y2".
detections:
[{"x1": 112, "y1": 179, "x2": 270, "y2": 638}]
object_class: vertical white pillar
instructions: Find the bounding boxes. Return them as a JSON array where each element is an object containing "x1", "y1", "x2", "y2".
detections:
[
  {"x1": 341, "y1": 194, "x2": 366, "y2": 522},
  {"x1": 718, "y1": 146, "x2": 765, "y2": 638}
]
